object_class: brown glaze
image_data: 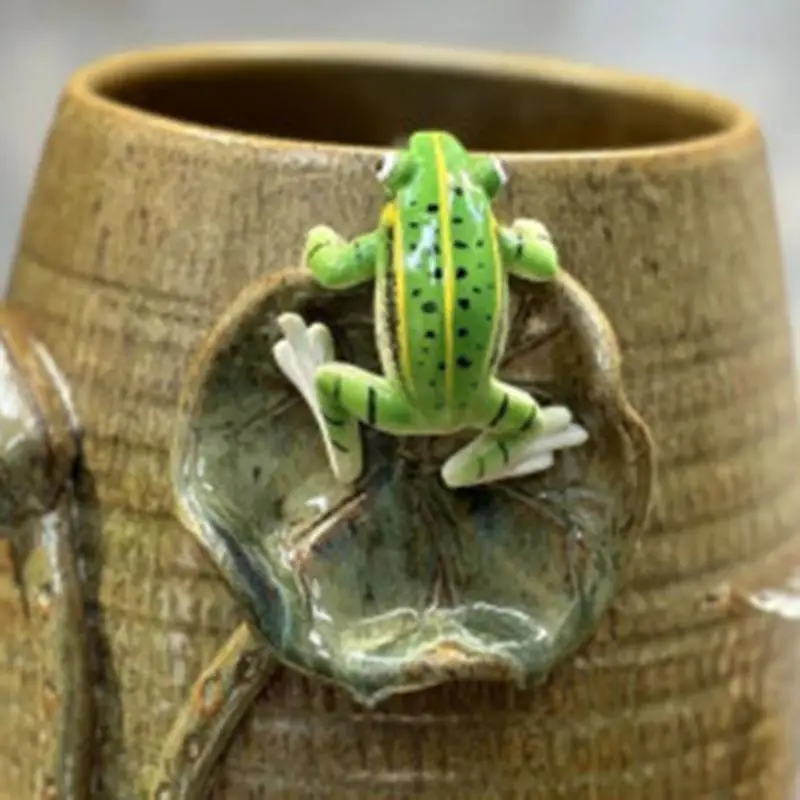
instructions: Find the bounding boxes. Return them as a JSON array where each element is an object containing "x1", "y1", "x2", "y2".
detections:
[
  {"x1": 0, "y1": 309, "x2": 92, "y2": 798},
  {"x1": 3, "y1": 42, "x2": 799, "y2": 798}
]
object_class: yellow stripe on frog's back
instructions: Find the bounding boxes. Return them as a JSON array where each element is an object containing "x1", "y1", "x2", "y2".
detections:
[
  {"x1": 381, "y1": 201, "x2": 414, "y2": 392},
  {"x1": 431, "y1": 133, "x2": 455, "y2": 405},
  {"x1": 484, "y1": 214, "x2": 505, "y2": 373}
]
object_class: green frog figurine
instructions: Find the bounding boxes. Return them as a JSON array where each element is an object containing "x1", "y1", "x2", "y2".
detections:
[{"x1": 273, "y1": 130, "x2": 588, "y2": 488}]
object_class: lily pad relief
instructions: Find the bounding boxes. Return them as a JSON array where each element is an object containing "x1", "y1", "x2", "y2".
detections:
[{"x1": 172, "y1": 267, "x2": 654, "y2": 706}]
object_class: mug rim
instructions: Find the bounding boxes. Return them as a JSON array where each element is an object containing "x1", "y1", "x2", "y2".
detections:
[{"x1": 64, "y1": 39, "x2": 758, "y2": 162}]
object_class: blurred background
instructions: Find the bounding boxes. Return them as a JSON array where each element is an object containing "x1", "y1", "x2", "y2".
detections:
[{"x1": 1, "y1": 0, "x2": 799, "y2": 354}]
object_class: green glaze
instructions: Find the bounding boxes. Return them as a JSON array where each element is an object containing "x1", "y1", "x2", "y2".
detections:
[
  {"x1": 290, "y1": 131, "x2": 584, "y2": 489},
  {"x1": 174, "y1": 264, "x2": 654, "y2": 707}
]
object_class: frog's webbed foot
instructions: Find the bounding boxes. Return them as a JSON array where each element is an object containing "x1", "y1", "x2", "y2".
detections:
[
  {"x1": 303, "y1": 225, "x2": 342, "y2": 266},
  {"x1": 501, "y1": 408, "x2": 588, "y2": 479},
  {"x1": 272, "y1": 312, "x2": 363, "y2": 484},
  {"x1": 303, "y1": 225, "x2": 379, "y2": 290},
  {"x1": 442, "y1": 406, "x2": 588, "y2": 489}
]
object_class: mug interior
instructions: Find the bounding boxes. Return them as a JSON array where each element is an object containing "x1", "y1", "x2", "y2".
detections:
[{"x1": 87, "y1": 48, "x2": 738, "y2": 152}]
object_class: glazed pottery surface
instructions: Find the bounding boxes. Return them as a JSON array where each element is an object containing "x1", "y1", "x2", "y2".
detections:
[{"x1": 1, "y1": 41, "x2": 799, "y2": 799}]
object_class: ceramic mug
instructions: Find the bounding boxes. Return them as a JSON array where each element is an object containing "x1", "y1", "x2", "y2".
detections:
[{"x1": 1, "y1": 41, "x2": 798, "y2": 799}]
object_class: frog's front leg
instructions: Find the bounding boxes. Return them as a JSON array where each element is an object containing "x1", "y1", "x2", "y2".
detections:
[
  {"x1": 441, "y1": 380, "x2": 588, "y2": 489},
  {"x1": 315, "y1": 364, "x2": 421, "y2": 482},
  {"x1": 303, "y1": 225, "x2": 380, "y2": 289},
  {"x1": 498, "y1": 218, "x2": 559, "y2": 282}
]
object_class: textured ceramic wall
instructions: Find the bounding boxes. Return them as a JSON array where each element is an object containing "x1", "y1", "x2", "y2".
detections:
[{"x1": 2, "y1": 1, "x2": 800, "y2": 360}]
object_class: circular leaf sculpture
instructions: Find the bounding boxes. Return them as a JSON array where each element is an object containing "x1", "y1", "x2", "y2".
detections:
[{"x1": 172, "y1": 267, "x2": 653, "y2": 705}]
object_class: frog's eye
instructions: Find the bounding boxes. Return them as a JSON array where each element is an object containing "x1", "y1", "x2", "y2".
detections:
[
  {"x1": 374, "y1": 152, "x2": 398, "y2": 183},
  {"x1": 492, "y1": 157, "x2": 509, "y2": 188},
  {"x1": 470, "y1": 155, "x2": 508, "y2": 198},
  {"x1": 373, "y1": 151, "x2": 415, "y2": 194}
]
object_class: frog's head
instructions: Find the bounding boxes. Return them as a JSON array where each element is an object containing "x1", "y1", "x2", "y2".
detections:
[{"x1": 372, "y1": 130, "x2": 509, "y2": 201}]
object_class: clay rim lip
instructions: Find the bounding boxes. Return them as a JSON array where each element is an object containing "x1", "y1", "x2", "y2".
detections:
[{"x1": 64, "y1": 39, "x2": 759, "y2": 162}]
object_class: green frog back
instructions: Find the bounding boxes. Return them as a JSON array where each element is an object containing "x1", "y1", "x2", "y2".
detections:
[{"x1": 378, "y1": 131, "x2": 508, "y2": 425}]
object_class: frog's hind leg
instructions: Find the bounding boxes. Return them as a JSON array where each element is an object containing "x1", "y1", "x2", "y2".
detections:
[
  {"x1": 315, "y1": 363, "x2": 418, "y2": 482},
  {"x1": 273, "y1": 313, "x2": 419, "y2": 485},
  {"x1": 441, "y1": 380, "x2": 588, "y2": 489}
]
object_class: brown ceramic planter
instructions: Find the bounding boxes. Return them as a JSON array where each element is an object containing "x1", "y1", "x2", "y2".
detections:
[{"x1": 1, "y1": 41, "x2": 799, "y2": 799}]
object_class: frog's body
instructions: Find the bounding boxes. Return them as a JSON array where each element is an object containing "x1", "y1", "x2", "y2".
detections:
[
  {"x1": 375, "y1": 132, "x2": 506, "y2": 430},
  {"x1": 275, "y1": 130, "x2": 587, "y2": 488}
]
